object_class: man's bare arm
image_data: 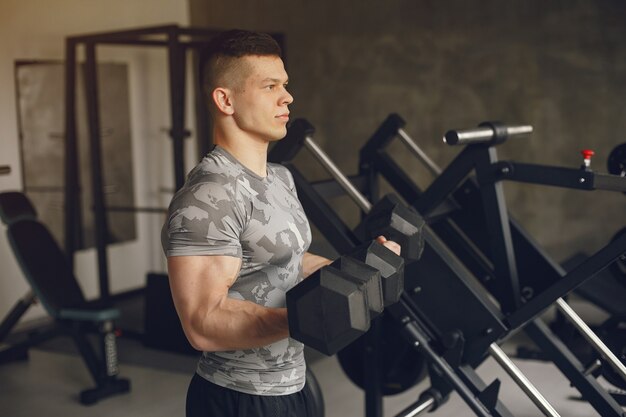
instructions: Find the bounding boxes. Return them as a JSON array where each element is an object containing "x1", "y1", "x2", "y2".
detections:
[
  {"x1": 301, "y1": 252, "x2": 333, "y2": 278},
  {"x1": 167, "y1": 255, "x2": 289, "y2": 352},
  {"x1": 301, "y1": 236, "x2": 400, "y2": 279}
]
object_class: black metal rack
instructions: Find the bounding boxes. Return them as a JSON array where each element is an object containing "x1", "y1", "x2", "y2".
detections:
[
  {"x1": 359, "y1": 114, "x2": 626, "y2": 416},
  {"x1": 63, "y1": 25, "x2": 284, "y2": 300},
  {"x1": 268, "y1": 120, "x2": 588, "y2": 417}
]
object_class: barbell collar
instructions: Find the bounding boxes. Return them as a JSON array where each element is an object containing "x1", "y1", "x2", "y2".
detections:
[{"x1": 443, "y1": 123, "x2": 533, "y2": 146}]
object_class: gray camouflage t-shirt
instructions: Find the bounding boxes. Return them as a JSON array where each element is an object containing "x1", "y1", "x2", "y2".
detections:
[{"x1": 161, "y1": 146, "x2": 312, "y2": 396}]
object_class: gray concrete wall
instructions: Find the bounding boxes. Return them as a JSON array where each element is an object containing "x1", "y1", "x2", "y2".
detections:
[{"x1": 189, "y1": 0, "x2": 626, "y2": 261}]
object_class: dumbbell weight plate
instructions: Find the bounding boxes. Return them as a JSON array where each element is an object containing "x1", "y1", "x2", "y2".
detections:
[
  {"x1": 349, "y1": 240, "x2": 405, "y2": 307},
  {"x1": 354, "y1": 194, "x2": 425, "y2": 261},
  {"x1": 332, "y1": 256, "x2": 384, "y2": 318},
  {"x1": 287, "y1": 261, "x2": 370, "y2": 356},
  {"x1": 337, "y1": 313, "x2": 428, "y2": 395}
]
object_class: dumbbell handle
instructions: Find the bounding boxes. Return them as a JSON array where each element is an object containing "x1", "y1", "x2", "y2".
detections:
[
  {"x1": 443, "y1": 123, "x2": 533, "y2": 146},
  {"x1": 303, "y1": 136, "x2": 373, "y2": 213}
]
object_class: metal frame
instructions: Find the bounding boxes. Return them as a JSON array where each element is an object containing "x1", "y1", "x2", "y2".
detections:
[
  {"x1": 359, "y1": 114, "x2": 626, "y2": 416},
  {"x1": 270, "y1": 120, "x2": 567, "y2": 417},
  {"x1": 63, "y1": 25, "x2": 285, "y2": 300}
]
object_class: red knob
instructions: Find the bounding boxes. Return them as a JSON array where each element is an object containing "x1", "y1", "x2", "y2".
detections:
[{"x1": 581, "y1": 149, "x2": 595, "y2": 159}]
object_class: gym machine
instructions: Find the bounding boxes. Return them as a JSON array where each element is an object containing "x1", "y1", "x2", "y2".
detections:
[
  {"x1": 358, "y1": 114, "x2": 626, "y2": 414},
  {"x1": 0, "y1": 192, "x2": 130, "y2": 404},
  {"x1": 270, "y1": 120, "x2": 573, "y2": 417}
]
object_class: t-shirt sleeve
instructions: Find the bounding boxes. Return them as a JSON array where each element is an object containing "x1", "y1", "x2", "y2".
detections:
[{"x1": 162, "y1": 180, "x2": 245, "y2": 258}]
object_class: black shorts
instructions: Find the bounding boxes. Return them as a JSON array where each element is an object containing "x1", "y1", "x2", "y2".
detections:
[{"x1": 186, "y1": 373, "x2": 317, "y2": 417}]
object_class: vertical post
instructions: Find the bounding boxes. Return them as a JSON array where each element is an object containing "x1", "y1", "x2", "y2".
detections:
[
  {"x1": 474, "y1": 147, "x2": 521, "y2": 312},
  {"x1": 192, "y1": 47, "x2": 211, "y2": 159},
  {"x1": 64, "y1": 38, "x2": 79, "y2": 267},
  {"x1": 364, "y1": 319, "x2": 383, "y2": 417},
  {"x1": 84, "y1": 42, "x2": 110, "y2": 300},
  {"x1": 363, "y1": 163, "x2": 383, "y2": 417},
  {"x1": 167, "y1": 28, "x2": 187, "y2": 191}
]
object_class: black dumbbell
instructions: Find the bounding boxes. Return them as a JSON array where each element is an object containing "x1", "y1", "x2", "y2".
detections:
[
  {"x1": 349, "y1": 240, "x2": 405, "y2": 307},
  {"x1": 354, "y1": 194, "x2": 425, "y2": 262},
  {"x1": 287, "y1": 255, "x2": 375, "y2": 355},
  {"x1": 287, "y1": 240, "x2": 404, "y2": 356}
]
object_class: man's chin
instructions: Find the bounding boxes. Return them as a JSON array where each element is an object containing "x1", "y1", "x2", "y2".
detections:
[{"x1": 268, "y1": 128, "x2": 288, "y2": 142}]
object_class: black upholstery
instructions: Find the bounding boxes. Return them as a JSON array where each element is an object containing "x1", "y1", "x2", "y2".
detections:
[
  {"x1": 7, "y1": 219, "x2": 118, "y2": 321},
  {"x1": 8, "y1": 220, "x2": 86, "y2": 315},
  {"x1": 0, "y1": 192, "x2": 129, "y2": 403},
  {"x1": 0, "y1": 192, "x2": 37, "y2": 225}
]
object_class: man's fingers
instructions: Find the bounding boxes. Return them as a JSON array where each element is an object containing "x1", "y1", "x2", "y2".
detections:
[{"x1": 375, "y1": 236, "x2": 401, "y2": 256}]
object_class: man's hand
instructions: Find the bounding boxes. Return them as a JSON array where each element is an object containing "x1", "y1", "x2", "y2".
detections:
[{"x1": 375, "y1": 235, "x2": 401, "y2": 256}]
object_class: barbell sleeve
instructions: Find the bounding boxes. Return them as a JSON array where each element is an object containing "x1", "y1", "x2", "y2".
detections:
[
  {"x1": 488, "y1": 343, "x2": 561, "y2": 417},
  {"x1": 443, "y1": 123, "x2": 533, "y2": 146}
]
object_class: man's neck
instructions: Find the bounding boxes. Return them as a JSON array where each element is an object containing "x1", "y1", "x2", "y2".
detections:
[{"x1": 214, "y1": 133, "x2": 269, "y2": 178}]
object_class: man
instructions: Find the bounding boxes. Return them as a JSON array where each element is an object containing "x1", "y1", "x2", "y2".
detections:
[{"x1": 161, "y1": 29, "x2": 400, "y2": 417}]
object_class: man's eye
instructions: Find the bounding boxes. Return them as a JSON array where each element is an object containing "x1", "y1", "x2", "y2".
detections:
[{"x1": 266, "y1": 85, "x2": 275, "y2": 90}]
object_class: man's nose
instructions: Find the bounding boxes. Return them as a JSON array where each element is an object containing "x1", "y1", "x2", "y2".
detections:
[{"x1": 282, "y1": 89, "x2": 294, "y2": 105}]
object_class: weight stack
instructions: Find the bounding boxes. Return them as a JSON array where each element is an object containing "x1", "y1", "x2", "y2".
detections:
[{"x1": 144, "y1": 272, "x2": 197, "y2": 355}]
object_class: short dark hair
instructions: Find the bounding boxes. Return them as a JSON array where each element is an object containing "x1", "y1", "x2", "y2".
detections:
[{"x1": 203, "y1": 29, "x2": 282, "y2": 93}]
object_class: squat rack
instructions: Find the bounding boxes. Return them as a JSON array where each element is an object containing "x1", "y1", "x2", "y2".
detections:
[{"x1": 63, "y1": 25, "x2": 285, "y2": 300}]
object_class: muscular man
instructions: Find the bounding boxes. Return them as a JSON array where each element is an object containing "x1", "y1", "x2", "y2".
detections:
[{"x1": 161, "y1": 29, "x2": 400, "y2": 417}]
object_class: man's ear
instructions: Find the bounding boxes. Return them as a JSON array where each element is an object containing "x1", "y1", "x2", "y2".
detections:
[{"x1": 212, "y1": 87, "x2": 234, "y2": 115}]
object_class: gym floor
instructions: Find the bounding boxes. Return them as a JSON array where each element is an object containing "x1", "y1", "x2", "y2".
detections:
[{"x1": 0, "y1": 296, "x2": 622, "y2": 417}]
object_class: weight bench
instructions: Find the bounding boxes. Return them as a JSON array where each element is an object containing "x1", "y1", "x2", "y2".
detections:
[{"x1": 0, "y1": 191, "x2": 130, "y2": 405}]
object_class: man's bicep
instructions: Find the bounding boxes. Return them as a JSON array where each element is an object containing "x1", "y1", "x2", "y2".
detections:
[{"x1": 167, "y1": 255, "x2": 242, "y2": 317}]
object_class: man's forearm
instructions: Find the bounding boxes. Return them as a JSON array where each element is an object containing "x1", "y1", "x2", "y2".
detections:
[
  {"x1": 301, "y1": 252, "x2": 333, "y2": 278},
  {"x1": 187, "y1": 297, "x2": 289, "y2": 352}
]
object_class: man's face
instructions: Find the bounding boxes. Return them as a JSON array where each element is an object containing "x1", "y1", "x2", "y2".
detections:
[{"x1": 230, "y1": 55, "x2": 293, "y2": 143}]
